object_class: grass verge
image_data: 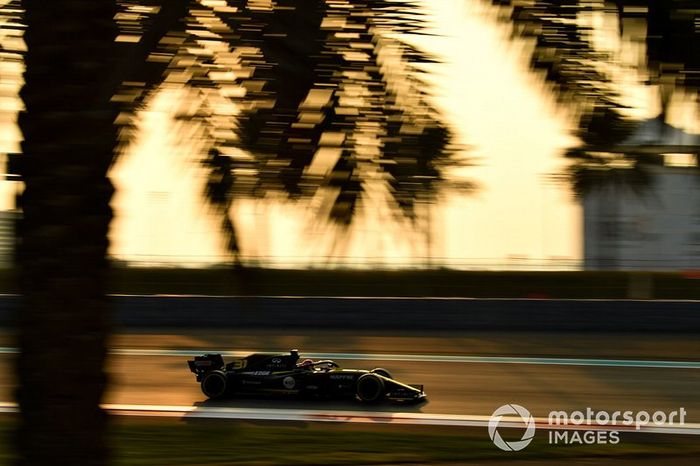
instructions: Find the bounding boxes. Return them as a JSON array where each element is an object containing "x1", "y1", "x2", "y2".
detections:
[{"x1": 2, "y1": 417, "x2": 699, "y2": 465}]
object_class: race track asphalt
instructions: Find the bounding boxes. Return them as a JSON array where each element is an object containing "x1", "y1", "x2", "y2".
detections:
[{"x1": 0, "y1": 330, "x2": 696, "y2": 423}]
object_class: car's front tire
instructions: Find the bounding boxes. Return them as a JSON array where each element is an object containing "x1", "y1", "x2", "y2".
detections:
[
  {"x1": 201, "y1": 370, "x2": 228, "y2": 399},
  {"x1": 356, "y1": 373, "x2": 385, "y2": 402}
]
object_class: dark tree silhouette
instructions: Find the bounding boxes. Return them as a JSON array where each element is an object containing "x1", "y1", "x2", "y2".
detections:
[
  {"x1": 12, "y1": 2, "x2": 197, "y2": 462},
  {"x1": 12, "y1": 3, "x2": 462, "y2": 463},
  {"x1": 493, "y1": 0, "x2": 698, "y2": 196},
  {"x1": 120, "y1": 0, "x2": 464, "y2": 245},
  {"x1": 643, "y1": 1, "x2": 700, "y2": 90},
  {"x1": 16, "y1": 1, "x2": 119, "y2": 464}
]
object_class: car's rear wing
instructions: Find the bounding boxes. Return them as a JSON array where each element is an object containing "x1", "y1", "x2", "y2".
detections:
[{"x1": 187, "y1": 353, "x2": 225, "y2": 381}]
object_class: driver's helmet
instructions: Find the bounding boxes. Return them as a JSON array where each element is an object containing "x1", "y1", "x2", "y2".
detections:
[{"x1": 299, "y1": 358, "x2": 314, "y2": 369}]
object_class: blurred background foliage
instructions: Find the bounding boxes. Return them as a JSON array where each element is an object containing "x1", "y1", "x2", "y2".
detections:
[
  {"x1": 111, "y1": 0, "x2": 469, "y2": 262},
  {"x1": 491, "y1": 0, "x2": 699, "y2": 196}
]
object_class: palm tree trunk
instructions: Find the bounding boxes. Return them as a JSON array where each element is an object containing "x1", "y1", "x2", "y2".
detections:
[{"x1": 16, "y1": 1, "x2": 118, "y2": 464}]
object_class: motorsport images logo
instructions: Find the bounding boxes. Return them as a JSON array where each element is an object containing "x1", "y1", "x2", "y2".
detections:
[
  {"x1": 488, "y1": 404, "x2": 536, "y2": 451},
  {"x1": 488, "y1": 404, "x2": 687, "y2": 451}
]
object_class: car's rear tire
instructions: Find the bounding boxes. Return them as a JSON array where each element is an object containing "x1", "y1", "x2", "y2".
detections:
[
  {"x1": 356, "y1": 373, "x2": 385, "y2": 402},
  {"x1": 371, "y1": 368, "x2": 392, "y2": 379},
  {"x1": 201, "y1": 370, "x2": 228, "y2": 399}
]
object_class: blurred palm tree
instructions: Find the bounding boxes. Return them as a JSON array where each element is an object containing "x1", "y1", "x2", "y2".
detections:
[
  {"x1": 113, "y1": 0, "x2": 467, "y2": 262},
  {"x1": 12, "y1": 1, "x2": 464, "y2": 463},
  {"x1": 490, "y1": 1, "x2": 697, "y2": 271},
  {"x1": 642, "y1": 0, "x2": 700, "y2": 109},
  {"x1": 492, "y1": 0, "x2": 698, "y2": 197},
  {"x1": 16, "y1": 1, "x2": 119, "y2": 464}
]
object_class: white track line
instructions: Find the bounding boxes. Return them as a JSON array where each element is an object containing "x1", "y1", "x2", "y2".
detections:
[
  {"x1": 0, "y1": 347, "x2": 698, "y2": 369},
  {"x1": 0, "y1": 402, "x2": 697, "y2": 434}
]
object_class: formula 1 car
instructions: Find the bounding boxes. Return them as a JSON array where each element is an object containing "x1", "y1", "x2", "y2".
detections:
[{"x1": 187, "y1": 349, "x2": 425, "y2": 403}]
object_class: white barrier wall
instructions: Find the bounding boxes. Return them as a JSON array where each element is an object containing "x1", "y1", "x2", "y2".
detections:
[{"x1": 584, "y1": 165, "x2": 700, "y2": 270}]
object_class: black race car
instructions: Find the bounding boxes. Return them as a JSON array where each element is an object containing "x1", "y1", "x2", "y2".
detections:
[{"x1": 187, "y1": 349, "x2": 425, "y2": 403}]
